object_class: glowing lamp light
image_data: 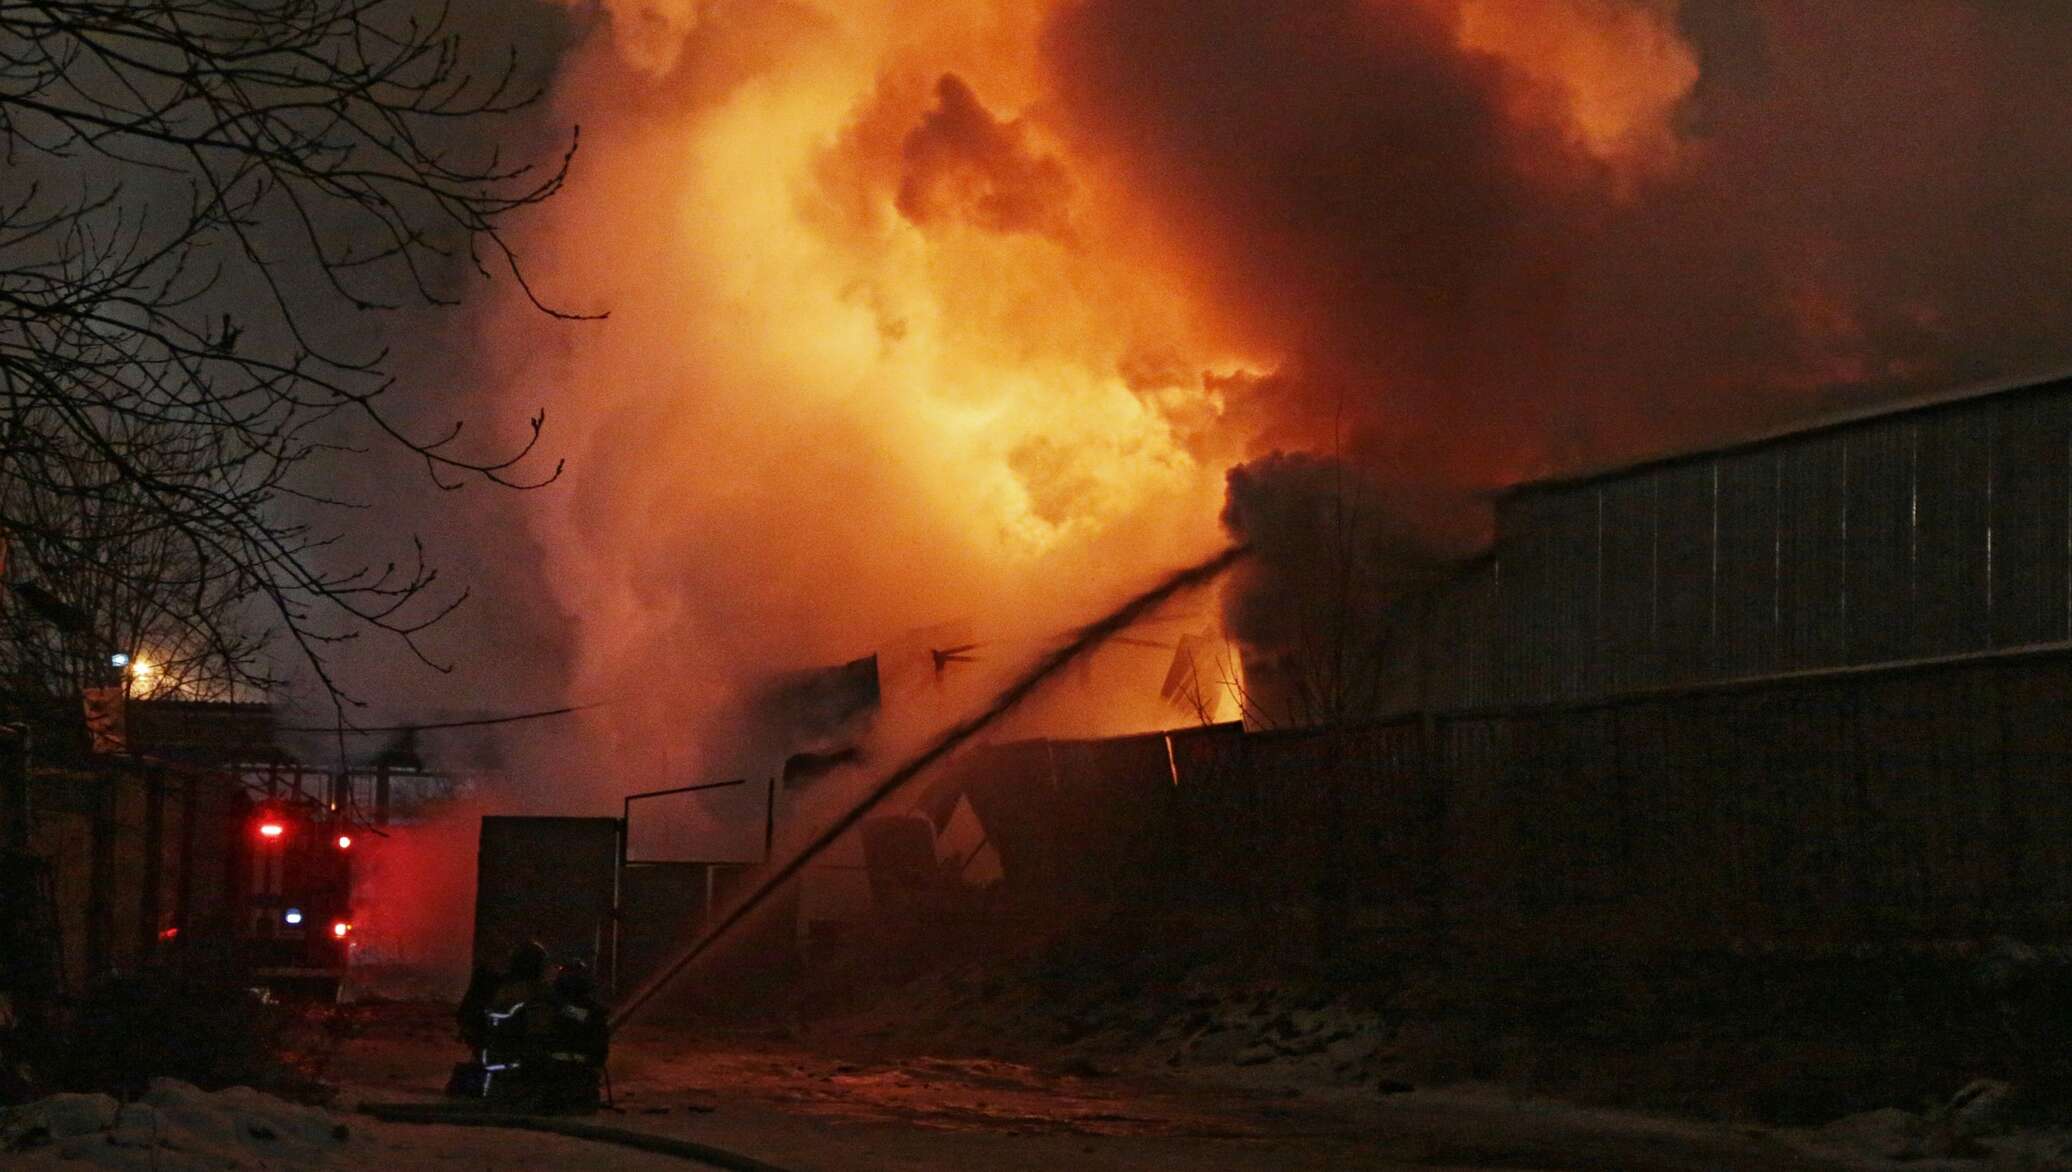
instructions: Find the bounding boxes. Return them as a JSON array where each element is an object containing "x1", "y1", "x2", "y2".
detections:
[
  {"x1": 335, "y1": 834, "x2": 353, "y2": 850},
  {"x1": 283, "y1": 909, "x2": 303, "y2": 925},
  {"x1": 257, "y1": 820, "x2": 285, "y2": 840},
  {"x1": 331, "y1": 920, "x2": 352, "y2": 939},
  {"x1": 109, "y1": 652, "x2": 131, "y2": 668}
]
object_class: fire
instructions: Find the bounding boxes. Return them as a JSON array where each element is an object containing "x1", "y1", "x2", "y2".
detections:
[
  {"x1": 1450, "y1": 0, "x2": 1698, "y2": 180},
  {"x1": 496, "y1": 0, "x2": 1696, "y2": 776},
  {"x1": 463, "y1": 0, "x2": 2054, "y2": 788},
  {"x1": 645, "y1": 29, "x2": 1245, "y2": 560},
  {"x1": 491, "y1": 0, "x2": 1277, "y2": 779}
]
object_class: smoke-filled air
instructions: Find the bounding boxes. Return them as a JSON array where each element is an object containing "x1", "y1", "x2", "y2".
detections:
[{"x1": 398, "y1": 0, "x2": 2072, "y2": 836}]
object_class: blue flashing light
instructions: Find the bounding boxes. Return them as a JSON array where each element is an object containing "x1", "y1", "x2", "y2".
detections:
[{"x1": 283, "y1": 908, "x2": 304, "y2": 925}]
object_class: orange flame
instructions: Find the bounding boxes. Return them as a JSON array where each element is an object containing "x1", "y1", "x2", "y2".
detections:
[{"x1": 480, "y1": 1, "x2": 1720, "y2": 784}]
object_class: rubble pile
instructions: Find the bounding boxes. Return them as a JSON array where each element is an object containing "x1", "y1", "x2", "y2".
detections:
[
  {"x1": 1, "y1": 1078, "x2": 353, "y2": 1169},
  {"x1": 807, "y1": 951, "x2": 1409, "y2": 1095},
  {"x1": 1801, "y1": 1078, "x2": 2072, "y2": 1166},
  {"x1": 1143, "y1": 984, "x2": 1402, "y2": 1090}
]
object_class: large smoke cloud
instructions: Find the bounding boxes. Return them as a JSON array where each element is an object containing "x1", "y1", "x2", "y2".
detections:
[
  {"x1": 355, "y1": 0, "x2": 2072, "y2": 803},
  {"x1": 1039, "y1": 0, "x2": 2072, "y2": 671}
]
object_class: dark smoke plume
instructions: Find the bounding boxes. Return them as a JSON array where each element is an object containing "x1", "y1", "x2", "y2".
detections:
[
  {"x1": 899, "y1": 74, "x2": 1076, "y2": 240},
  {"x1": 1042, "y1": 0, "x2": 2072, "y2": 692}
]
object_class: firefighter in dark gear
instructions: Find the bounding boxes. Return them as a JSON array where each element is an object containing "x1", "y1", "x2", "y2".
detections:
[
  {"x1": 449, "y1": 940, "x2": 555, "y2": 1099},
  {"x1": 528, "y1": 960, "x2": 611, "y2": 1111},
  {"x1": 548, "y1": 961, "x2": 609, "y2": 1067}
]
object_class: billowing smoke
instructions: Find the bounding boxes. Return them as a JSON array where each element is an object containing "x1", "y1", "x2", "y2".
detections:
[
  {"x1": 414, "y1": 0, "x2": 1239, "y2": 846},
  {"x1": 1038, "y1": 0, "x2": 2072, "y2": 682},
  {"x1": 345, "y1": 0, "x2": 2072, "y2": 822}
]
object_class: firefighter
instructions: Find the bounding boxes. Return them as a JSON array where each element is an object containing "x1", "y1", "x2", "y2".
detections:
[
  {"x1": 449, "y1": 940, "x2": 553, "y2": 1099},
  {"x1": 548, "y1": 960, "x2": 609, "y2": 1066},
  {"x1": 533, "y1": 959, "x2": 610, "y2": 1111},
  {"x1": 493, "y1": 942, "x2": 552, "y2": 1010}
]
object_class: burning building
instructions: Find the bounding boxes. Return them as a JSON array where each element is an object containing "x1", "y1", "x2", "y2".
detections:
[{"x1": 429, "y1": 0, "x2": 2072, "y2": 819}]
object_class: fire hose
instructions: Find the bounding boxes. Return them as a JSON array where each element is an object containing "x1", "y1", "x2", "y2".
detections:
[
  {"x1": 357, "y1": 1101, "x2": 793, "y2": 1172},
  {"x1": 606, "y1": 545, "x2": 1248, "y2": 1031}
]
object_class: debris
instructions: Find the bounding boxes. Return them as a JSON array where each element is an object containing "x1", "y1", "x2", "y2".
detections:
[
  {"x1": 107, "y1": 1103, "x2": 164, "y2": 1148},
  {"x1": 2, "y1": 1079, "x2": 353, "y2": 1168},
  {"x1": 1942, "y1": 1078, "x2": 2017, "y2": 1139},
  {"x1": 2, "y1": 1093, "x2": 116, "y2": 1146},
  {"x1": 1054, "y1": 1056, "x2": 1110, "y2": 1078},
  {"x1": 1816, "y1": 1107, "x2": 1924, "y2": 1161}
]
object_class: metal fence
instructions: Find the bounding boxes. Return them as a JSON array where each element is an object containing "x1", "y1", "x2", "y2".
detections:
[{"x1": 939, "y1": 644, "x2": 2072, "y2": 952}]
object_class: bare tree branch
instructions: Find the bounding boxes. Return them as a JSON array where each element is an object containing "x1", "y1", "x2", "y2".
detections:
[{"x1": 0, "y1": 0, "x2": 585, "y2": 728}]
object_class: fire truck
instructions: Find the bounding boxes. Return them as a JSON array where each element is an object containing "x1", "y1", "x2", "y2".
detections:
[
  {"x1": 121, "y1": 701, "x2": 484, "y2": 1000},
  {"x1": 241, "y1": 785, "x2": 359, "y2": 1000}
]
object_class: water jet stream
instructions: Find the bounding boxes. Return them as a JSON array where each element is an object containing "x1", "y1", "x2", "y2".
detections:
[{"x1": 609, "y1": 544, "x2": 1249, "y2": 1030}]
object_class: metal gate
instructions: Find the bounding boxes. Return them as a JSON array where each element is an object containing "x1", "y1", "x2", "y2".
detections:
[{"x1": 471, "y1": 816, "x2": 620, "y2": 987}]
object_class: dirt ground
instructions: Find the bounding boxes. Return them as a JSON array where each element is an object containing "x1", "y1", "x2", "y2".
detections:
[{"x1": 307, "y1": 1002, "x2": 1893, "y2": 1171}]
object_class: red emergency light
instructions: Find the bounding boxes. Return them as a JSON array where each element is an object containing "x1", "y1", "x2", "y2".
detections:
[
  {"x1": 335, "y1": 834, "x2": 353, "y2": 850},
  {"x1": 257, "y1": 820, "x2": 285, "y2": 840},
  {"x1": 331, "y1": 920, "x2": 352, "y2": 939}
]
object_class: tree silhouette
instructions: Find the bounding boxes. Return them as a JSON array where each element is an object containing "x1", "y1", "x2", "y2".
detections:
[{"x1": 0, "y1": 0, "x2": 584, "y2": 721}]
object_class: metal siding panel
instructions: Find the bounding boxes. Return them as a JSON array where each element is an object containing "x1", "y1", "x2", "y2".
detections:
[
  {"x1": 1657, "y1": 693, "x2": 1730, "y2": 924},
  {"x1": 1049, "y1": 734, "x2": 1174, "y2": 897},
  {"x1": 1844, "y1": 418, "x2": 1918, "y2": 665},
  {"x1": 1598, "y1": 474, "x2": 1661, "y2": 695},
  {"x1": 959, "y1": 743, "x2": 1065, "y2": 895},
  {"x1": 1441, "y1": 717, "x2": 1516, "y2": 932},
  {"x1": 1856, "y1": 674, "x2": 1941, "y2": 932},
  {"x1": 1370, "y1": 595, "x2": 1425, "y2": 718},
  {"x1": 1776, "y1": 431, "x2": 1849, "y2": 670},
  {"x1": 1456, "y1": 563, "x2": 1499, "y2": 708},
  {"x1": 1997, "y1": 659, "x2": 2072, "y2": 928},
  {"x1": 1612, "y1": 702, "x2": 1679, "y2": 928},
  {"x1": 1418, "y1": 580, "x2": 1459, "y2": 713},
  {"x1": 1427, "y1": 566, "x2": 1490, "y2": 711},
  {"x1": 1926, "y1": 665, "x2": 2000, "y2": 930},
  {"x1": 1546, "y1": 485, "x2": 1604, "y2": 701},
  {"x1": 1510, "y1": 713, "x2": 1562, "y2": 913},
  {"x1": 1765, "y1": 684, "x2": 1854, "y2": 937},
  {"x1": 473, "y1": 816, "x2": 621, "y2": 978},
  {"x1": 1654, "y1": 460, "x2": 1717, "y2": 685},
  {"x1": 1166, "y1": 723, "x2": 1250, "y2": 901},
  {"x1": 1715, "y1": 446, "x2": 1781, "y2": 679},
  {"x1": 1911, "y1": 403, "x2": 1994, "y2": 657},
  {"x1": 1990, "y1": 389, "x2": 2071, "y2": 647},
  {"x1": 1494, "y1": 494, "x2": 1556, "y2": 705},
  {"x1": 1709, "y1": 692, "x2": 1770, "y2": 934}
]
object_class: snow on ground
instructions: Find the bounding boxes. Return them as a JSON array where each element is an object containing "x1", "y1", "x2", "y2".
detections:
[{"x1": 0, "y1": 1077, "x2": 693, "y2": 1170}]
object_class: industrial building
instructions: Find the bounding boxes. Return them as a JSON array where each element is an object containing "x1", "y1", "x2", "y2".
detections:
[
  {"x1": 1378, "y1": 370, "x2": 2072, "y2": 713},
  {"x1": 920, "y1": 371, "x2": 2072, "y2": 953}
]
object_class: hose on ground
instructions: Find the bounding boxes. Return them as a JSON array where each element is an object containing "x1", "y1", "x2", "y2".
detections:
[{"x1": 357, "y1": 1101, "x2": 794, "y2": 1172}]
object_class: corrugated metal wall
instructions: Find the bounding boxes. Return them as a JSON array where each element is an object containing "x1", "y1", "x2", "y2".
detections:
[
  {"x1": 944, "y1": 649, "x2": 2072, "y2": 948},
  {"x1": 1392, "y1": 376, "x2": 2072, "y2": 714},
  {"x1": 927, "y1": 378, "x2": 2072, "y2": 953}
]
